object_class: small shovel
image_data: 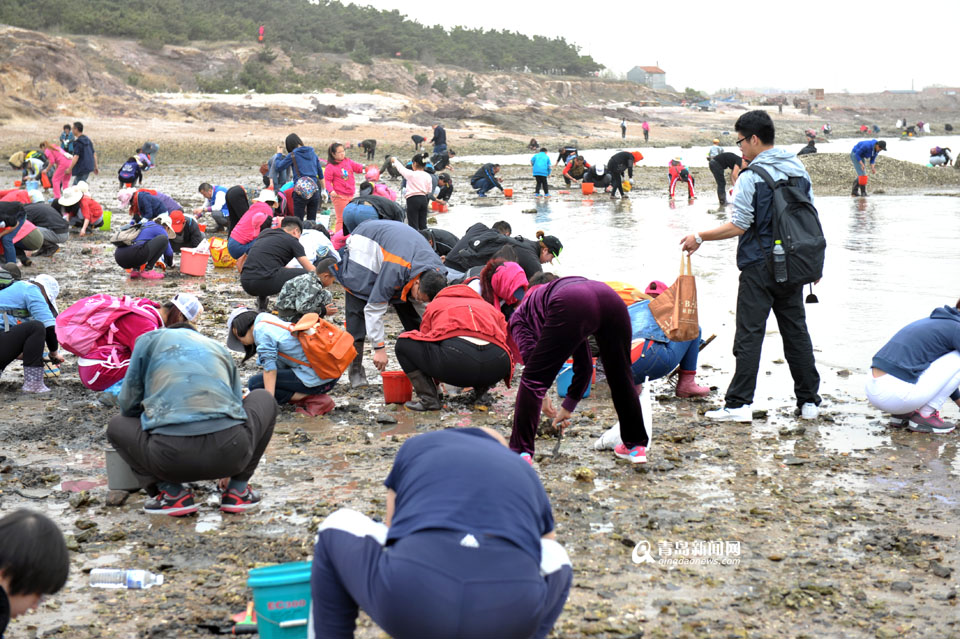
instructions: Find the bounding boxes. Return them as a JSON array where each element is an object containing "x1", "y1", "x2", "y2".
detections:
[
  {"x1": 805, "y1": 284, "x2": 819, "y2": 304},
  {"x1": 550, "y1": 427, "x2": 563, "y2": 457}
]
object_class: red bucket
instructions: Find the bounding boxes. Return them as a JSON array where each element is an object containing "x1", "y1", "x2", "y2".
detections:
[
  {"x1": 858, "y1": 175, "x2": 868, "y2": 186},
  {"x1": 503, "y1": 188, "x2": 513, "y2": 197},
  {"x1": 581, "y1": 182, "x2": 594, "y2": 195},
  {"x1": 179, "y1": 248, "x2": 209, "y2": 277},
  {"x1": 381, "y1": 371, "x2": 413, "y2": 404}
]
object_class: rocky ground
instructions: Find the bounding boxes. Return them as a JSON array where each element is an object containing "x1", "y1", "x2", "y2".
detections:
[{"x1": 0, "y1": 159, "x2": 958, "y2": 639}]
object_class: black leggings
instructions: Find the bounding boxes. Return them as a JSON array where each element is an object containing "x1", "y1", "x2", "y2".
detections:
[
  {"x1": 241, "y1": 268, "x2": 307, "y2": 310},
  {"x1": 114, "y1": 236, "x2": 169, "y2": 270},
  {"x1": 0, "y1": 320, "x2": 46, "y2": 370},
  {"x1": 709, "y1": 159, "x2": 726, "y2": 203},
  {"x1": 406, "y1": 195, "x2": 429, "y2": 231},
  {"x1": 534, "y1": 176, "x2": 549, "y2": 195},
  {"x1": 395, "y1": 337, "x2": 510, "y2": 390}
]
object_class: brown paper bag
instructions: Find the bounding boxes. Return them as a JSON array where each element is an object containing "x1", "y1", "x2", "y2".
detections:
[{"x1": 649, "y1": 253, "x2": 699, "y2": 342}]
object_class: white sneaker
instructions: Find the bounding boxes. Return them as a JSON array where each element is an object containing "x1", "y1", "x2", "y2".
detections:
[
  {"x1": 593, "y1": 423, "x2": 623, "y2": 450},
  {"x1": 799, "y1": 403, "x2": 820, "y2": 420},
  {"x1": 704, "y1": 405, "x2": 753, "y2": 422}
]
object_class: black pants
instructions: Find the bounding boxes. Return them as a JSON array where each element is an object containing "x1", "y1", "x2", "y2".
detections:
[
  {"x1": 345, "y1": 291, "x2": 421, "y2": 345},
  {"x1": 364, "y1": 145, "x2": 376, "y2": 161},
  {"x1": 0, "y1": 320, "x2": 45, "y2": 370},
  {"x1": 708, "y1": 159, "x2": 727, "y2": 204},
  {"x1": 643, "y1": 130, "x2": 649, "y2": 142},
  {"x1": 294, "y1": 191, "x2": 319, "y2": 222},
  {"x1": 241, "y1": 268, "x2": 307, "y2": 310},
  {"x1": 406, "y1": 195, "x2": 428, "y2": 231},
  {"x1": 395, "y1": 337, "x2": 510, "y2": 390},
  {"x1": 106, "y1": 389, "x2": 278, "y2": 489},
  {"x1": 114, "y1": 236, "x2": 169, "y2": 270},
  {"x1": 725, "y1": 263, "x2": 821, "y2": 409},
  {"x1": 534, "y1": 176, "x2": 549, "y2": 195},
  {"x1": 609, "y1": 170, "x2": 625, "y2": 197}
]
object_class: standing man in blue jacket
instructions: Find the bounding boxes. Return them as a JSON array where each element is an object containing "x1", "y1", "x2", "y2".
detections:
[
  {"x1": 67, "y1": 122, "x2": 98, "y2": 185},
  {"x1": 850, "y1": 139, "x2": 886, "y2": 196},
  {"x1": 429, "y1": 123, "x2": 447, "y2": 156},
  {"x1": 679, "y1": 110, "x2": 821, "y2": 423},
  {"x1": 531, "y1": 147, "x2": 552, "y2": 196}
]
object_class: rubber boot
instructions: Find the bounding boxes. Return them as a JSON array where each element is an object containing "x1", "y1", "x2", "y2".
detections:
[
  {"x1": 859, "y1": 184, "x2": 868, "y2": 196},
  {"x1": 348, "y1": 342, "x2": 368, "y2": 388},
  {"x1": 851, "y1": 179, "x2": 860, "y2": 196},
  {"x1": 404, "y1": 370, "x2": 441, "y2": 411},
  {"x1": 675, "y1": 370, "x2": 710, "y2": 398},
  {"x1": 22, "y1": 367, "x2": 51, "y2": 393}
]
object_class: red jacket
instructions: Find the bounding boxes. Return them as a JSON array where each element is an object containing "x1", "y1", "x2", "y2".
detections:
[
  {"x1": 668, "y1": 160, "x2": 686, "y2": 180},
  {"x1": 399, "y1": 285, "x2": 515, "y2": 385}
]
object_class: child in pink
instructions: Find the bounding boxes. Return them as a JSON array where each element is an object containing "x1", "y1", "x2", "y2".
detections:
[
  {"x1": 323, "y1": 143, "x2": 365, "y2": 233},
  {"x1": 364, "y1": 167, "x2": 397, "y2": 201},
  {"x1": 41, "y1": 141, "x2": 72, "y2": 198}
]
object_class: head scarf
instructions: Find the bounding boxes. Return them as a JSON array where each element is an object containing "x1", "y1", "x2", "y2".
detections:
[{"x1": 490, "y1": 262, "x2": 528, "y2": 310}]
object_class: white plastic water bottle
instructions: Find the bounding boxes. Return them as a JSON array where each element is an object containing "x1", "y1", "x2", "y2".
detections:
[
  {"x1": 89, "y1": 569, "x2": 164, "y2": 589},
  {"x1": 773, "y1": 240, "x2": 788, "y2": 283}
]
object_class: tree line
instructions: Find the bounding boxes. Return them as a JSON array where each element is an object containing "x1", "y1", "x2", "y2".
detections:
[{"x1": 2, "y1": 0, "x2": 601, "y2": 76}]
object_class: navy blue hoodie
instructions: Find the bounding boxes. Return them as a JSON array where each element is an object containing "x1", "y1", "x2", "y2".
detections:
[{"x1": 872, "y1": 305, "x2": 960, "y2": 398}]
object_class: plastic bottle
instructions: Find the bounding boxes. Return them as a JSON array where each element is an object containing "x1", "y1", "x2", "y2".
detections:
[
  {"x1": 773, "y1": 240, "x2": 787, "y2": 283},
  {"x1": 89, "y1": 569, "x2": 164, "y2": 589}
]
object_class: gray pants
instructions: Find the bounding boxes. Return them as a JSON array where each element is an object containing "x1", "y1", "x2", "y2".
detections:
[
  {"x1": 38, "y1": 227, "x2": 69, "y2": 245},
  {"x1": 106, "y1": 389, "x2": 277, "y2": 489}
]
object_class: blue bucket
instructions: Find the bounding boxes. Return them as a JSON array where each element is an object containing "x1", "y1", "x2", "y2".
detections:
[
  {"x1": 247, "y1": 561, "x2": 312, "y2": 639},
  {"x1": 556, "y1": 362, "x2": 592, "y2": 398}
]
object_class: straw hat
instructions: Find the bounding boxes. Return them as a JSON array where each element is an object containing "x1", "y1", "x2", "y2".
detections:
[{"x1": 58, "y1": 186, "x2": 83, "y2": 207}]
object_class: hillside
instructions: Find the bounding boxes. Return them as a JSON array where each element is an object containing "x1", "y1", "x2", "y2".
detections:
[{"x1": 0, "y1": 26, "x2": 673, "y2": 131}]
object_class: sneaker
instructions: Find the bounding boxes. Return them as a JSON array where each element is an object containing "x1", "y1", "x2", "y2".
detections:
[
  {"x1": 889, "y1": 412, "x2": 913, "y2": 428},
  {"x1": 220, "y1": 486, "x2": 262, "y2": 513},
  {"x1": 476, "y1": 191, "x2": 487, "y2": 198},
  {"x1": 143, "y1": 490, "x2": 198, "y2": 516},
  {"x1": 127, "y1": 269, "x2": 140, "y2": 279},
  {"x1": 705, "y1": 404, "x2": 753, "y2": 422},
  {"x1": 614, "y1": 443, "x2": 647, "y2": 464},
  {"x1": 593, "y1": 423, "x2": 623, "y2": 450},
  {"x1": 519, "y1": 452, "x2": 533, "y2": 466},
  {"x1": 906, "y1": 411, "x2": 956, "y2": 434},
  {"x1": 141, "y1": 270, "x2": 165, "y2": 280},
  {"x1": 799, "y1": 403, "x2": 820, "y2": 420}
]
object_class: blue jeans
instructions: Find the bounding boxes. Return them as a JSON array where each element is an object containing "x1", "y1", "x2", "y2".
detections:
[
  {"x1": 73, "y1": 172, "x2": 91, "y2": 185},
  {"x1": 850, "y1": 151, "x2": 867, "y2": 176},
  {"x1": 630, "y1": 329, "x2": 702, "y2": 384},
  {"x1": 433, "y1": 143, "x2": 447, "y2": 156},
  {"x1": 248, "y1": 369, "x2": 336, "y2": 404},
  {"x1": 227, "y1": 236, "x2": 255, "y2": 259},
  {"x1": 470, "y1": 176, "x2": 498, "y2": 196},
  {"x1": 342, "y1": 203, "x2": 378, "y2": 234}
]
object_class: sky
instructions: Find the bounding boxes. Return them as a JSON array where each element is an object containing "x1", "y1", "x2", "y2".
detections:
[{"x1": 342, "y1": 0, "x2": 960, "y2": 93}]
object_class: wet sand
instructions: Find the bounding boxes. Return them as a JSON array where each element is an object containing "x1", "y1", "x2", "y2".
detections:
[{"x1": 1, "y1": 164, "x2": 958, "y2": 638}]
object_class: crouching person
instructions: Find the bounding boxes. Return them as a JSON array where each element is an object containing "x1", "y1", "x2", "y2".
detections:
[
  {"x1": 107, "y1": 323, "x2": 277, "y2": 516},
  {"x1": 395, "y1": 284, "x2": 514, "y2": 410},
  {"x1": 227, "y1": 307, "x2": 338, "y2": 417},
  {"x1": 310, "y1": 427, "x2": 572, "y2": 639}
]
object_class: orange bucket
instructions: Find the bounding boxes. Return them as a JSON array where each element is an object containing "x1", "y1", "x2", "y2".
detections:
[
  {"x1": 581, "y1": 182, "x2": 594, "y2": 195},
  {"x1": 503, "y1": 188, "x2": 513, "y2": 197},
  {"x1": 381, "y1": 371, "x2": 413, "y2": 404},
  {"x1": 198, "y1": 223, "x2": 207, "y2": 233},
  {"x1": 13, "y1": 180, "x2": 21, "y2": 187},
  {"x1": 438, "y1": 202, "x2": 448, "y2": 213},
  {"x1": 179, "y1": 248, "x2": 210, "y2": 276},
  {"x1": 430, "y1": 200, "x2": 442, "y2": 211},
  {"x1": 858, "y1": 175, "x2": 868, "y2": 186}
]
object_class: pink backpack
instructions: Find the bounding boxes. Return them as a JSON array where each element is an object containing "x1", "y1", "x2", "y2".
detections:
[{"x1": 55, "y1": 294, "x2": 163, "y2": 357}]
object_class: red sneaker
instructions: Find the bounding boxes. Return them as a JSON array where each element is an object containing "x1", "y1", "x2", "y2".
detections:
[{"x1": 220, "y1": 486, "x2": 262, "y2": 513}]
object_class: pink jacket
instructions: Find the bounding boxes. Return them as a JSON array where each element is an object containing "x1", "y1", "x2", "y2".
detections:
[
  {"x1": 230, "y1": 202, "x2": 274, "y2": 244},
  {"x1": 43, "y1": 146, "x2": 71, "y2": 169},
  {"x1": 393, "y1": 161, "x2": 433, "y2": 199},
  {"x1": 324, "y1": 158, "x2": 365, "y2": 197}
]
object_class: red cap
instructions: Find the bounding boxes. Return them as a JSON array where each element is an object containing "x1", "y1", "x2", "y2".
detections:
[{"x1": 170, "y1": 210, "x2": 185, "y2": 233}]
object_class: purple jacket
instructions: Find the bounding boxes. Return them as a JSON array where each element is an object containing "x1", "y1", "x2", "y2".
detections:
[
  {"x1": 508, "y1": 276, "x2": 594, "y2": 411},
  {"x1": 133, "y1": 221, "x2": 173, "y2": 261}
]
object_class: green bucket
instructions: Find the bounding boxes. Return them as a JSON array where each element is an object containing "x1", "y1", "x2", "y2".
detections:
[
  {"x1": 247, "y1": 561, "x2": 312, "y2": 639},
  {"x1": 100, "y1": 209, "x2": 112, "y2": 232}
]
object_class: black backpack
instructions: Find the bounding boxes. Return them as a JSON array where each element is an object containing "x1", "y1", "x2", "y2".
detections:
[{"x1": 741, "y1": 165, "x2": 826, "y2": 286}]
